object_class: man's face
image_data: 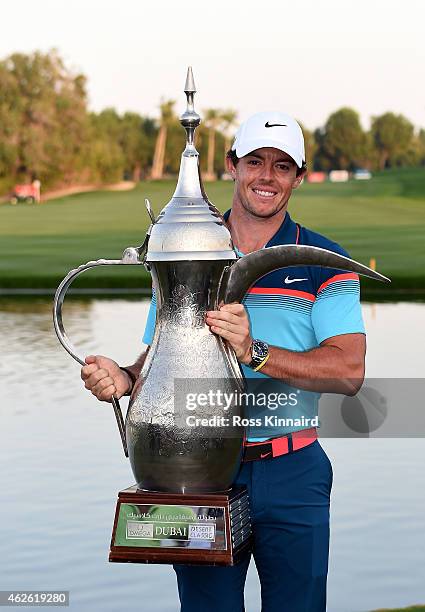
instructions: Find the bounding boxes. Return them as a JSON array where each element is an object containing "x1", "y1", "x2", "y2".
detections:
[{"x1": 226, "y1": 147, "x2": 305, "y2": 219}]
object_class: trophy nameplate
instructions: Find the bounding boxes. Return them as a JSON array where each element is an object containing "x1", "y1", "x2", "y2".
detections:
[{"x1": 109, "y1": 485, "x2": 252, "y2": 566}]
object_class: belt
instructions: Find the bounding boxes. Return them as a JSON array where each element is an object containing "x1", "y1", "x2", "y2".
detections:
[{"x1": 243, "y1": 427, "x2": 318, "y2": 461}]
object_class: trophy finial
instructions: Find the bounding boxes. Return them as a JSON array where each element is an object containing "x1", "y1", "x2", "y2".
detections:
[
  {"x1": 180, "y1": 66, "x2": 200, "y2": 146},
  {"x1": 184, "y1": 66, "x2": 196, "y2": 94}
]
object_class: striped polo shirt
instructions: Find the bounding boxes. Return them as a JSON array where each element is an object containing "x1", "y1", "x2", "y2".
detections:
[{"x1": 142, "y1": 211, "x2": 365, "y2": 440}]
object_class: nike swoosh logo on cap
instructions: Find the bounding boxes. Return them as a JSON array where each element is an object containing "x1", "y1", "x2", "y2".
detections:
[
  {"x1": 260, "y1": 451, "x2": 272, "y2": 459},
  {"x1": 265, "y1": 122, "x2": 287, "y2": 128},
  {"x1": 284, "y1": 276, "x2": 308, "y2": 284}
]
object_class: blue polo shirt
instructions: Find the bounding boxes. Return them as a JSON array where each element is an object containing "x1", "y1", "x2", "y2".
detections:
[{"x1": 142, "y1": 212, "x2": 365, "y2": 440}]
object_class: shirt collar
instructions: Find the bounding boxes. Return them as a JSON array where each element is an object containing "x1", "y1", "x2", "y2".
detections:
[{"x1": 223, "y1": 209, "x2": 297, "y2": 249}]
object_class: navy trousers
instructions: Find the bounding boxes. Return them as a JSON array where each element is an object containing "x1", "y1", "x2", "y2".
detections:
[{"x1": 174, "y1": 440, "x2": 333, "y2": 612}]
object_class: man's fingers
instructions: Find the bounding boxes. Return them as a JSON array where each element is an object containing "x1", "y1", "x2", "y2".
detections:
[
  {"x1": 207, "y1": 316, "x2": 248, "y2": 335},
  {"x1": 81, "y1": 355, "x2": 123, "y2": 402},
  {"x1": 219, "y1": 303, "x2": 246, "y2": 315},
  {"x1": 81, "y1": 363, "x2": 100, "y2": 380},
  {"x1": 90, "y1": 368, "x2": 109, "y2": 384},
  {"x1": 209, "y1": 326, "x2": 240, "y2": 344},
  {"x1": 85, "y1": 370, "x2": 116, "y2": 395},
  {"x1": 207, "y1": 310, "x2": 244, "y2": 326},
  {"x1": 98, "y1": 384, "x2": 117, "y2": 402},
  {"x1": 83, "y1": 369, "x2": 109, "y2": 389},
  {"x1": 208, "y1": 319, "x2": 237, "y2": 333},
  {"x1": 89, "y1": 372, "x2": 112, "y2": 391},
  {"x1": 91, "y1": 376, "x2": 115, "y2": 397}
]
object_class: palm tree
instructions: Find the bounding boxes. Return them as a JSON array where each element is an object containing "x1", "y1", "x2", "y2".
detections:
[
  {"x1": 220, "y1": 109, "x2": 238, "y2": 157},
  {"x1": 151, "y1": 99, "x2": 175, "y2": 180},
  {"x1": 203, "y1": 108, "x2": 222, "y2": 181}
]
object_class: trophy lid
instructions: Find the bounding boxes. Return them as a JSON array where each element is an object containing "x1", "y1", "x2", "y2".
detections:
[{"x1": 146, "y1": 67, "x2": 236, "y2": 262}]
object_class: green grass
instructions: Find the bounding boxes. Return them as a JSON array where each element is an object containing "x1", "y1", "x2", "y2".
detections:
[
  {"x1": 0, "y1": 168, "x2": 424, "y2": 295},
  {"x1": 370, "y1": 607, "x2": 425, "y2": 611}
]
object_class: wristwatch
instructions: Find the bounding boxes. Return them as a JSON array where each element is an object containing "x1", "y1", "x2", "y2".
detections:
[{"x1": 248, "y1": 339, "x2": 270, "y2": 371}]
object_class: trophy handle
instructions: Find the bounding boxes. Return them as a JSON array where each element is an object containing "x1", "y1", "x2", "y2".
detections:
[{"x1": 52, "y1": 248, "x2": 144, "y2": 458}]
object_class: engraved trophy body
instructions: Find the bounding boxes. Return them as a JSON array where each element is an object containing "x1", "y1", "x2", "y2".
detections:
[{"x1": 53, "y1": 68, "x2": 389, "y2": 565}]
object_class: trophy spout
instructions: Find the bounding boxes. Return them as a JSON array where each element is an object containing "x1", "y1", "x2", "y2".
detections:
[{"x1": 219, "y1": 244, "x2": 390, "y2": 304}]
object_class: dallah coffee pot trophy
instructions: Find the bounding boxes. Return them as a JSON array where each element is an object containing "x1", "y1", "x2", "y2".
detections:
[{"x1": 53, "y1": 68, "x2": 389, "y2": 566}]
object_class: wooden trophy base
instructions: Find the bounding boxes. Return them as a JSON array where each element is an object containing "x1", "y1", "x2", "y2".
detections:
[{"x1": 109, "y1": 485, "x2": 252, "y2": 566}]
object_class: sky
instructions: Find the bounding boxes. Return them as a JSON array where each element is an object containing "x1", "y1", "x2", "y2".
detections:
[{"x1": 1, "y1": 0, "x2": 424, "y2": 132}]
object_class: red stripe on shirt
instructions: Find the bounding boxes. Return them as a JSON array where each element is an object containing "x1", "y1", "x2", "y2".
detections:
[
  {"x1": 247, "y1": 287, "x2": 315, "y2": 301},
  {"x1": 317, "y1": 273, "x2": 359, "y2": 294}
]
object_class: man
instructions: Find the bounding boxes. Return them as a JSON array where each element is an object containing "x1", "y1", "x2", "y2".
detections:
[{"x1": 81, "y1": 111, "x2": 365, "y2": 611}]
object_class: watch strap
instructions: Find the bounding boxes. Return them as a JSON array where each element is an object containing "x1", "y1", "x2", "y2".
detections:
[
  {"x1": 120, "y1": 366, "x2": 137, "y2": 396},
  {"x1": 253, "y1": 353, "x2": 270, "y2": 372}
]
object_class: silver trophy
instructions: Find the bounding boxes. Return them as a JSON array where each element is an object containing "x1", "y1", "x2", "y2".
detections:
[{"x1": 53, "y1": 68, "x2": 389, "y2": 565}]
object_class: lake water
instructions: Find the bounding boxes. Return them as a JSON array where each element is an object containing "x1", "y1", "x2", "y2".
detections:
[{"x1": 0, "y1": 298, "x2": 424, "y2": 612}]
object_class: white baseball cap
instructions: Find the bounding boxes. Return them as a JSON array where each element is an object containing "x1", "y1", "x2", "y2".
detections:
[{"x1": 231, "y1": 111, "x2": 305, "y2": 168}]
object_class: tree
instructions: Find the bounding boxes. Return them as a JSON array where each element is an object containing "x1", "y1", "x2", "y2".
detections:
[
  {"x1": 88, "y1": 136, "x2": 125, "y2": 184},
  {"x1": 151, "y1": 99, "x2": 176, "y2": 179},
  {"x1": 318, "y1": 107, "x2": 368, "y2": 170},
  {"x1": 88, "y1": 110, "x2": 125, "y2": 183},
  {"x1": 91, "y1": 108, "x2": 122, "y2": 141},
  {"x1": 0, "y1": 50, "x2": 90, "y2": 187},
  {"x1": 297, "y1": 122, "x2": 316, "y2": 170},
  {"x1": 201, "y1": 108, "x2": 238, "y2": 180},
  {"x1": 371, "y1": 112, "x2": 414, "y2": 169},
  {"x1": 0, "y1": 63, "x2": 20, "y2": 185},
  {"x1": 203, "y1": 108, "x2": 223, "y2": 181},
  {"x1": 220, "y1": 109, "x2": 238, "y2": 153},
  {"x1": 120, "y1": 113, "x2": 156, "y2": 181},
  {"x1": 90, "y1": 109, "x2": 157, "y2": 182},
  {"x1": 418, "y1": 129, "x2": 425, "y2": 166}
]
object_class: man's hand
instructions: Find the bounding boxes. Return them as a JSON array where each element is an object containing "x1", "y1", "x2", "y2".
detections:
[
  {"x1": 81, "y1": 355, "x2": 132, "y2": 402},
  {"x1": 206, "y1": 303, "x2": 252, "y2": 364}
]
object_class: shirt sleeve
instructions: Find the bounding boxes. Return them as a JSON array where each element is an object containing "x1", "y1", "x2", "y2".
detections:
[
  {"x1": 311, "y1": 244, "x2": 365, "y2": 344},
  {"x1": 142, "y1": 289, "x2": 157, "y2": 346}
]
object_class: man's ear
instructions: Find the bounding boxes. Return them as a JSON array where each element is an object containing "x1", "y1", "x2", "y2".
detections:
[
  {"x1": 292, "y1": 169, "x2": 306, "y2": 189},
  {"x1": 225, "y1": 155, "x2": 237, "y2": 179}
]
